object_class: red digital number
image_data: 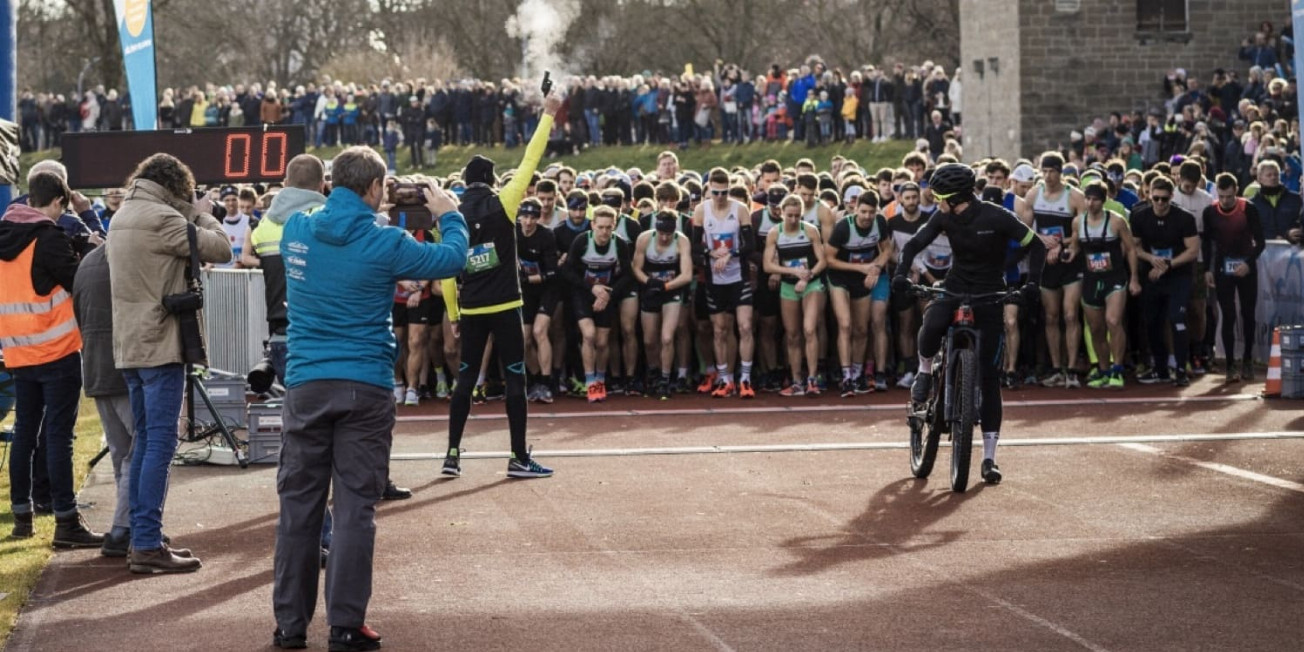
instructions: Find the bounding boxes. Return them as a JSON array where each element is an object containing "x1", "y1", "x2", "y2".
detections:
[
  {"x1": 224, "y1": 134, "x2": 252, "y2": 178},
  {"x1": 260, "y1": 132, "x2": 288, "y2": 177}
]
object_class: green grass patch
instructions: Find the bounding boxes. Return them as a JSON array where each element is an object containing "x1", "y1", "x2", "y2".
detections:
[
  {"x1": 22, "y1": 139, "x2": 913, "y2": 188},
  {"x1": 0, "y1": 397, "x2": 106, "y2": 648}
]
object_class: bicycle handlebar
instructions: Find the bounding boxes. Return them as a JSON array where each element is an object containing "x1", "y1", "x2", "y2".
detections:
[{"x1": 908, "y1": 284, "x2": 1019, "y2": 304}]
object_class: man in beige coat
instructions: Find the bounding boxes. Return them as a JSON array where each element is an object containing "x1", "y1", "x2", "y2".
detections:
[{"x1": 107, "y1": 153, "x2": 232, "y2": 574}]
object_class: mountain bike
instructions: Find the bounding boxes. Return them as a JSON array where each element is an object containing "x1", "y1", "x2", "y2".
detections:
[{"x1": 906, "y1": 285, "x2": 1017, "y2": 492}]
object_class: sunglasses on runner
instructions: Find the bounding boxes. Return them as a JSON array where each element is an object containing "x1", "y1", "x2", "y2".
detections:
[
  {"x1": 1151, "y1": 195, "x2": 1171, "y2": 203},
  {"x1": 710, "y1": 188, "x2": 728, "y2": 196}
]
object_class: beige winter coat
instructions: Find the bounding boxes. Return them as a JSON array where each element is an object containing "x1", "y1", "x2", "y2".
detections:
[{"x1": 107, "y1": 179, "x2": 232, "y2": 369}]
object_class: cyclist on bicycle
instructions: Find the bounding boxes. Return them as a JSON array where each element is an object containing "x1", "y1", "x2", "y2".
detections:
[{"x1": 892, "y1": 163, "x2": 1047, "y2": 484}]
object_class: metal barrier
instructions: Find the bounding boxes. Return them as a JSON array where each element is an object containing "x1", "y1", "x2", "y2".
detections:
[{"x1": 201, "y1": 268, "x2": 268, "y2": 374}]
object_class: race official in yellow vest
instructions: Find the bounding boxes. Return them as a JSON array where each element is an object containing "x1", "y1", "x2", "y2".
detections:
[{"x1": 0, "y1": 172, "x2": 102, "y2": 546}]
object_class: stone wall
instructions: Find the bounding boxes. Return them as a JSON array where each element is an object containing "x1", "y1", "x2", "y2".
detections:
[
  {"x1": 959, "y1": 0, "x2": 1024, "y2": 163},
  {"x1": 962, "y1": 0, "x2": 1288, "y2": 161},
  {"x1": 1016, "y1": 0, "x2": 1284, "y2": 157}
]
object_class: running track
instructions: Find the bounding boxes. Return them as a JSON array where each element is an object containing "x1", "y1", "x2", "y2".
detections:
[{"x1": 7, "y1": 380, "x2": 1303, "y2": 651}]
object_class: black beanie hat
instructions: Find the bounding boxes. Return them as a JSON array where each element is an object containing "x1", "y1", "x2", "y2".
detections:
[{"x1": 465, "y1": 155, "x2": 496, "y2": 185}]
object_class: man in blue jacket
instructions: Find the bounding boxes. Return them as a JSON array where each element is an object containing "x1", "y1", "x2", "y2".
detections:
[{"x1": 271, "y1": 146, "x2": 468, "y2": 652}]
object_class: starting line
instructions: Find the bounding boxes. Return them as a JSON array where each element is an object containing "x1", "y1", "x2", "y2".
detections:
[
  {"x1": 396, "y1": 393, "x2": 1265, "y2": 423},
  {"x1": 391, "y1": 430, "x2": 1304, "y2": 461}
]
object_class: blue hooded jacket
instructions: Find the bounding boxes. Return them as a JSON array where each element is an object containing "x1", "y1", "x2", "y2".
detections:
[{"x1": 281, "y1": 187, "x2": 469, "y2": 389}]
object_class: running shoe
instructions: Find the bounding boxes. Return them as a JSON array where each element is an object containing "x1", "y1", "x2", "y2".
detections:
[
  {"x1": 673, "y1": 375, "x2": 692, "y2": 394},
  {"x1": 472, "y1": 384, "x2": 487, "y2": 404},
  {"x1": 896, "y1": 371, "x2": 915, "y2": 389},
  {"x1": 806, "y1": 377, "x2": 822, "y2": 397},
  {"x1": 404, "y1": 388, "x2": 420, "y2": 406},
  {"x1": 1086, "y1": 368, "x2": 1108, "y2": 389},
  {"x1": 980, "y1": 458, "x2": 1002, "y2": 484},
  {"x1": 418, "y1": 384, "x2": 432, "y2": 400},
  {"x1": 608, "y1": 377, "x2": 626, "y2": 396},
  {"x1": 393, "y1": 383, "x2": 405, "y2": 404},
  {"x1": 874, "y1": 373, "x2": 889, "y2": 392},
  {"x1": 537, "y1": 385, "x2": 555, "y2": 404},
  {"x1": 526, "y1": 383, "x2": 542, "y2": 402},
  {"x1": 440, "y1": 448, "x2": 461, "y2": 477},
  {"x1": 1136, "y1": 370, "x2": 1169, "y2": 385},
  {"x1": 485, "y1": 381, "x2": 505, "y2": 401},
  {"x1": 1191, "y1": 356, "x2": 1207, "y2": 376},
  {"x1": 696, "y1": 371, "x2": 718, "y2": 394},
  {"x1": 763, "y1": 371, "x2": 784, "y2": 393},
  {"x1": 627, "y1": 377, "x2": 645, "y2": 397},
  {"x1": 840, "y1": 378, "x2": 856, "y2": 398},
  {"x1": 816, "y1": 373, "x2": 828, "y2": 392},
  {"x1": 1001, "y1": 371, "x2": 1016, "y2": 389},
  {"x1": 435, "y1": 380, "x2": 450, "y2": 399},
  {"x1": 587, "y1": 383, "x2": 603, "y2": 403},
  {"x1": 656, "y1": 379, "x2": 671, "y2": 400},
  {"x1": 739, "y1": 379, "x2": 756, "y2": 399},
  {"x1": 711, "y1": 380, "x2": 736, "y2": 398},
  {"x1": 1172, "y1": 370, "x2": 1191, "y2": 387},
  {"x1": 779, "y1": 380, "x2": 805, "y2": 397},
  {"x1": 1241, "y1": 359, "x2": 1255, "y2": 381},
  {"x1": 507, "y1": 454, "x2": 554, "y2": 479},
  {"x1": 1107, "y1": 370, "x2": 1124, "y2": 389},
  {"x1": 1040, "y1": 371, "x2": 1066, "y2": 388},
  {"x1": 568, "y1": 376, "x2": 586, "y2": 397},
  {"x1": 854, "y1": 375, "x2": 872, "y2": 394}
]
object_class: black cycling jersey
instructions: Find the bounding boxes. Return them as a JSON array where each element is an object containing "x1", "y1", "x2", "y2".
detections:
[
  {"x1": 517, "y1": 223, "x2": 558, "y2": 291},
  {"x1": 897, "y1": 200, "x2": 1044, "y2": 293}
]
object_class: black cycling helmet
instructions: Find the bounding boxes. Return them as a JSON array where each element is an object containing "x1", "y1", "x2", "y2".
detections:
[{"x1": 930, "y1": 163, "x2": 977, "y2": 202}]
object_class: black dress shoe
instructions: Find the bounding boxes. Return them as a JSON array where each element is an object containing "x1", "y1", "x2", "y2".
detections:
[
  {"x1": 101, "y1": 530, "x2": 130, "y2": 557},
  {"x1": 274, "y1": 628, "x2": 308, "y2": 649},
  {"x1": 380, "y1": 481, "x2": 411, "y2": 501},
  {"x1": 329, "y1": 625, "x2": 382, "y2": 652}
]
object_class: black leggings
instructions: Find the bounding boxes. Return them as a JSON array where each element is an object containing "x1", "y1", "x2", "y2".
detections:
[
  {"x1": 918, "y1": 299, "x2": 1004, "y2": 433},
  {"x1": 448, "y1": 308, "x2": 528, "y2": 460},
  {"x1": 1215, "y1": 271, "x2": 1257, "y2": 363},
  {"x1": 1142, "y1": 274, "x2": 1193, "y2": 374}
]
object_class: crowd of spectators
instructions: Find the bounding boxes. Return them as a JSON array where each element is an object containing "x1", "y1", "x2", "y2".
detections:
[
  {"x1": 1061, "y1": 21, "x2": 1302, "y2": 193},
  {"x1": 17, "y1": 56, "x2": 964, "y2": 163}
]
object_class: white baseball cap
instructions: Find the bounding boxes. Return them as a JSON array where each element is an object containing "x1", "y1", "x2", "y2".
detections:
[{"x1": 1011, "y1": 164, "x2": 1037, "y2": 183}]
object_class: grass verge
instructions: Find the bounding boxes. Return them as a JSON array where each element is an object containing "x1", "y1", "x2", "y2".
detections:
[{"x1": 0, "y1": 397, "x2": 105, "y2": 648}]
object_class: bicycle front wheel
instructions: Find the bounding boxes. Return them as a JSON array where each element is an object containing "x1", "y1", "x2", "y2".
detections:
[{"x1": 950, "y1": 348, "x2": 977, "y2": 492}]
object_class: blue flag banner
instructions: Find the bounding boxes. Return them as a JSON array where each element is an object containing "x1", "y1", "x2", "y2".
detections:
[
  {"x1": 113, "y1": 0, "x2": 156, "y2": 130},
  {"x1": 1295, "y1": 0, "x2": 1304, "y2": 132}
]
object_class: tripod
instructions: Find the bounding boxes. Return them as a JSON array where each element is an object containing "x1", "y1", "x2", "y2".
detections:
[
  {"x1": 89, "y1": 365, "x2": 249, "y2": 469},
  {"x1": 184, "y1": 365, "x2": 248, "y2": 468}
]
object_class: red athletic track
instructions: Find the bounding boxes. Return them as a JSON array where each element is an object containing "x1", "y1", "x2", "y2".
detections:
[{"x1": 6, "y1": 377, "x2": 1302, "y2": 651}]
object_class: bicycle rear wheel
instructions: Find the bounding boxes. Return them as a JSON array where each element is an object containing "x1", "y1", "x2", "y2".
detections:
[{"x1": 950, "y1": 348, "x2": 977, "y2": 492}]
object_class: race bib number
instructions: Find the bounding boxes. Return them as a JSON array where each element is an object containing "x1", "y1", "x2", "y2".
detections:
[
  {"x1": 1223, "y1": 257, "x2": 1245, "y2": 275},
  {"x1": 653, "y1": 270, "x2": 675, "y2": 281},
  {"x1": 519, "y1": 259, "x2": 541, "y2": 276},
  {"x1": 466, "y1": 242, "x2": 501, "y2": 274},
  {"x1": 785, "y1": 259, "x2": 807, "y2": 270},
  {"x1": 848, "y1": 251, "x2": 873, "y2": 264},
  {"x1": 1153, "y1": 247, "x2": 1173, "y2": 261},
  {"x1": 1038, "y1": 225, "x2": 1065, "y2": 240},
  {"x1": 712, "y1": 232, "x2": 737, "y2": 254},
  {"x1": 585, "y1": 269, "x2": 613, "y2": 287},
  {"x1": 1087, "y1": 252, "x2": 1112, "y2": 273}
]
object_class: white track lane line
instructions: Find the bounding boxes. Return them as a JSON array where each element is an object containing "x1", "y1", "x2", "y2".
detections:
[
  {"x1": 393, "y1": 431, "x2": 1304, "y2": 461},
  {"x1": 1117, "y1": 443, "x2": 1304, "y2": 494},
  {"x1": 397, "y1": 394, "x2": 1262, "y2": 422}
]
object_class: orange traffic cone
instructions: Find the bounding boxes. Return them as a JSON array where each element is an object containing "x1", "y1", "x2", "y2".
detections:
[{"x1": 1264, "y1": 328, "x2": 1282, "y2": 398}]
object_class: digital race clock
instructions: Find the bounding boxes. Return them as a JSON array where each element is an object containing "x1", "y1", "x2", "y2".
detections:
[{"x1": 61, "y1": 126, "x2": 307, "y2": 189}]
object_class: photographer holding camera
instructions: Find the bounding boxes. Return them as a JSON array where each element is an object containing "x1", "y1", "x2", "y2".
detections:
[{"x1": 108, "y1": 154, "x2": 233, "y2": 574}]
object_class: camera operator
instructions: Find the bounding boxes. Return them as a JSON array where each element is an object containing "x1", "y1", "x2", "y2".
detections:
[
  {"x1": 1, "y1": 172, "x2": 101, "y2": 546},
  {"x1": 272, "y1": 146, "x2": 467, "y2": 651},
  {"x1": 107, "y1": 154, "x2": 233, "y2": 574}
]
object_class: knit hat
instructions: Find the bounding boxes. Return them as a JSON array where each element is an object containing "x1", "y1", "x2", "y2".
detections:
[{"x1": 464, "y1": 155, "x2": 496, "y2": 185}]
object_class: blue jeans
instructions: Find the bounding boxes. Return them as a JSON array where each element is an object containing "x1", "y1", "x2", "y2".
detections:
[
  {"x1": 8, "y1": 353, "x2": 81, "y2": 517},
  {"x1": 123, "y1": 364, "x2": 185, "y2": 550},
  {"x1": 585, "y1": 109, "x2": 601, "y2": 145}
]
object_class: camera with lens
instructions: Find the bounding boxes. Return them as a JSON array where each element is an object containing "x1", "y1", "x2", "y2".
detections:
[
  {"x1": 162, "y1": 290, "x2": 204, "y2": 314},
  {"x1": 248, "y1": 356, "x2": 277, "y2": 394},
  {"x1": 386, "y1": 180, "x2": 434, "y2": 231}
]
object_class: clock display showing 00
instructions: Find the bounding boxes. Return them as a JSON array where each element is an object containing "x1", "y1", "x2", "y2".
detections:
[{"x1": 61, "y1": 126, "x2": 307, "y2": 189}]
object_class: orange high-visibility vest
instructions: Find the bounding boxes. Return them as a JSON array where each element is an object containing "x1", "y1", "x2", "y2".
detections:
[{"x1": 0, "y1": 241, "x2": 81, "y2": 368}]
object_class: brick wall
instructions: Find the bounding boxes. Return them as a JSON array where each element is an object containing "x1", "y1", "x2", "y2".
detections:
[{"x1": 963, "y1": 0, "x2": 1286, "y2": 161}]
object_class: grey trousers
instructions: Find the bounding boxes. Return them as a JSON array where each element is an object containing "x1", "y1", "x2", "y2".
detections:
[
  {"x1": 273, "y1": 380, "x2": 394, "y2": 634},
  {"x1": 94, "y1": 393, "x2": 135, "y2": 530}
]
